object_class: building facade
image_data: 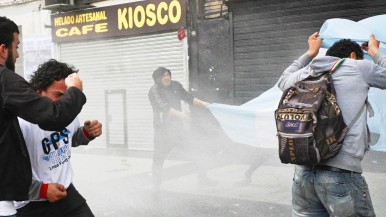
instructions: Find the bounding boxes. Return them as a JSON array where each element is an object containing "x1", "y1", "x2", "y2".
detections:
[
  {"x1": 1, "y1": 0, "x2": 385, "y2": 150},
  {"x1": 1, "y1": 0, "x2": 190, "y2": 150}
]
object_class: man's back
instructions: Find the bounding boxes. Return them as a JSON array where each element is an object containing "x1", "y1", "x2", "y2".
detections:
[
  {"x1": 278, "y1": 51, "x2": 386, "y2": 173},
  {"x1": 278, "y1": 33, "x2": 384, "y2": 217}
]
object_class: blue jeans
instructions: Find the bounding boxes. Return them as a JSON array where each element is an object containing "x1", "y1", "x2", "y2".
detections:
[{"x1": 292, "y1": 166, "x2": 376, "y2": 217}]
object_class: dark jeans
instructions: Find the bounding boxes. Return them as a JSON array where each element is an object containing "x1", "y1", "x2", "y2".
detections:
[{"x1": 16, "y1": 184, "x2": 94, "y2": 217}]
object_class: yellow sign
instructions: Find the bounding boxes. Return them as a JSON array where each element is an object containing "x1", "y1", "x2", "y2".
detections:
[
  {"x1": 117, "y1": 1, "x2": 182, "y2": 29},
  {"x1": 51, "y1": 0, "x2": 186, "y2": 42}
]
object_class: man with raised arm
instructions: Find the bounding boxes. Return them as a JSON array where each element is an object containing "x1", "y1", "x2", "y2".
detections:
[
  {"x1": 277, "y1": 33, "x2": 386, "y2": 216},
  {"x1": 0, "y1": 16, "x2": 86, "y2": 217}
]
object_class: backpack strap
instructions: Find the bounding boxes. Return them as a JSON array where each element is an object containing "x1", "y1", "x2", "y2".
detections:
[
  {"x1": 348, "y1": 102, "x2": 366, "y2": 128},
  {"x1": 327, "y1": 58, "x2": 374, "y2": 125},
  {"x1": 366, "y1": 100, "x2": 374, "y2": 117}
]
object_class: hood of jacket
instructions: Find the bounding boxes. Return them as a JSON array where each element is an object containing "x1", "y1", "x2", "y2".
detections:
[
  {"x1": 152, "y1": 67, "x2": 171, "y2": 84},
  {"x1": 307, "y1": 56, "x2": 341, "y2": 77}
]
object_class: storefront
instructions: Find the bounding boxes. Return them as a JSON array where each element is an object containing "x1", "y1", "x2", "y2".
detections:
[{"x1": 52, "y1": 0, "x2": 188, "y2": 150}]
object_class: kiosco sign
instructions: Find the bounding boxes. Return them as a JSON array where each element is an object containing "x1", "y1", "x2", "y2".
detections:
[{"x1": 51, "y1": 0, "x2": 186, "y2": 42}]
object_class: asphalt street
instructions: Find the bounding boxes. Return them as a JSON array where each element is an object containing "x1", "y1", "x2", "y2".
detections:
[{"x1": 70, "y1": 147, "x2": 386, "y2": 217}]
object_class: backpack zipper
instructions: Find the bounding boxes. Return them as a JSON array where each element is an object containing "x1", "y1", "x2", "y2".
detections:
[{"x1": 277, "y1": 132, "x2": 313, "y2": 138}]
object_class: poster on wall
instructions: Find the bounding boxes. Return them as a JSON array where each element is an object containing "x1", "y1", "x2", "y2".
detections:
[{"x1": 23, "y1": 37, "x2": 53, "y2": 80}]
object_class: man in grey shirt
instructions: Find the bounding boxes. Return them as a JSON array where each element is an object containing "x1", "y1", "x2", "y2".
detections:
[{"x1": 277, "y1": 32, "x2": 386, "y2": 217}]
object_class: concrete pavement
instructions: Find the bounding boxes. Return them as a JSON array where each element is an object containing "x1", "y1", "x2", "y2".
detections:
[{"x1": 71, "y1": 147, "x2": 386, "y2": 217}]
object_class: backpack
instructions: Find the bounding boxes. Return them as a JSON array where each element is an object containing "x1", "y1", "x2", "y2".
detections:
[{"x1": 275, "y1": 58, "x2": 349, "y2": 166}]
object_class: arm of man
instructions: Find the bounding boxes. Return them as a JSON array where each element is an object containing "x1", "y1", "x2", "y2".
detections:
[
  {"x1": 72, "y1": 120, "x2": 102, "y2": 147},
  {"x1": 176, "y1": 82, "x2": 195, "y2": 105},
  {"x1": 148, "y1": 84, "x2": 190, "y2": 121},
  {"x1": 193, "y1": 98, "x2": 209, "y2": 108},
  {"x1": 367, "y1": 35, "x2": 386, "y2": 67},
  {"x1": 372, "y1": 50, "x2": 386, "y2": 67},
  {"x1": 2, "y1": 71, "x2": 86, "y2": 131},
  {"x1": 277, "y1": 32, "x2": 322, "y2": 91},
  {"x1": 359, "y1": 35, "x2": 386, "y2": 88}
]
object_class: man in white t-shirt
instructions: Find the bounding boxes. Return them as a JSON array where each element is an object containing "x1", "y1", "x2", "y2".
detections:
[{"x1": 14, "y1": 59, "x2": 102, "y2": 217}]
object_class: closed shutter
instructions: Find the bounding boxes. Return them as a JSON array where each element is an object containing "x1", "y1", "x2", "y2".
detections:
[
  {"x1": 58, "y1": 32, "x2": 188, "y2": 150},
  {"x1": 229, "y1": 0, "x2": 386, "y2": 104}
]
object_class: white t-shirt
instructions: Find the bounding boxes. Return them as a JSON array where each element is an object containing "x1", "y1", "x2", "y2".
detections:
[
  {"x1": 0, "y1": 201, "x2": 16, "y2": 215},
  {"x1": 14, "y1": 117, "x2": 80, "y2": 208}
]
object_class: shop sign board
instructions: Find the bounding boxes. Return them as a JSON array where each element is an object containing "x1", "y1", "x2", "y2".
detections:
[{"x1": 51, "y1": 0, "x2": 186, "y2": 42}]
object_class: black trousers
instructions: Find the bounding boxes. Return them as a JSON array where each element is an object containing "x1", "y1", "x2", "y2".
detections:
[{"x1": 16, "y1": 184, "x2": 94, "y2": 217}]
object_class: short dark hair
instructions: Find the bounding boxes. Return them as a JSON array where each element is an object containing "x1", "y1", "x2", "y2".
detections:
[
  {"x1": 29, "y1": 59, "x2": 78, "y2": 91},
  {"x1": 0, "y1": 16, "x2": 19, "y2": 48},
  {"x1": 326, "y1": 39, "x2": 364, "y2": 60}
]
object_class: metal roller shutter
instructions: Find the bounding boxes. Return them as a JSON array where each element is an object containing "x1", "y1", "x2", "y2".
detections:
[
  {"x1": 58, "y1": 32, "x2": 188, "y2": 150},
  {"x1": 229, "y1": 0, "x2": 386, "y2": 104}
]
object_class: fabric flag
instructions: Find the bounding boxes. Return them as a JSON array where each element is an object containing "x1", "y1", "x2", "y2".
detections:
[
  {"x1": 319, "y1": 15, "x2": 386, "y2": 59},
  {"x1": 208, "y1": 86, "x2": 281, "y2": 148},
  {"x1": 208, "y1": 15, "x2": 386, "y2": 151}
]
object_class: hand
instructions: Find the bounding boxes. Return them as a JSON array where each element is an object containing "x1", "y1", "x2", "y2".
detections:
[
  {"x1": 169, "y1": 108, "x2": 191, "y2": 122},
  {"x1": 201, "y1": 101, "x2": 210, "y2": 108},
  {"x1": 307, "y1": 32, "x2": 323, "y2": 58},
  {"x1": 363, "y1": 35, "x2": 380, "y2": 57},
  {"x1": 47, "y1": 183, "x2": 67, "y2": 202},
  {"x1": 193, "y1": 98, "x2": 210, "y2": 109},
  {"x1": 65, "y1": 73, "x2": 83, "y2": 91},
  {"x1": 84, "y1": 120, "x2": 102, "y2": 139}
]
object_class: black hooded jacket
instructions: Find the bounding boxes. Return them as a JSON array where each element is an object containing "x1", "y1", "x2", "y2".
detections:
[
  {"x1": 148, "y1": 67, "x2": 194, "y2": 128},
  {"x1": 0, "y1": 65, "x2": 86, "y2": 201}
]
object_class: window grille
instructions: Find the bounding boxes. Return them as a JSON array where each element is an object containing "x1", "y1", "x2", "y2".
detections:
[{"x1": 204, "y1": 0, "x2": 228, "y2": 19}]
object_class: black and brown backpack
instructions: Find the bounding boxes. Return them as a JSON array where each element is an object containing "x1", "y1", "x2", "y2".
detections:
[{"x1": 275, "y1": 58, "x2": 352, "y2": 165}]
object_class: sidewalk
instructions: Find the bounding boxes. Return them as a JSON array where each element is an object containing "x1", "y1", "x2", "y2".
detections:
[{"x1": 71, "y1": 147, "x2": 386, "y2": 217}]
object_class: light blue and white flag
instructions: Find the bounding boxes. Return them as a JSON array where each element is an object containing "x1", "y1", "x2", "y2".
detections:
[
  {"x1": 208, "y1": 15, "x2": 386, "y2": 151},
  {"x1": 319, "y1": 15, "x2": 386, "y2": 59}
]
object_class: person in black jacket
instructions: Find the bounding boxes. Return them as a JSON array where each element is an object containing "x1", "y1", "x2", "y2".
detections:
[
  {"x1": 0, "y1": 16, "x2": 86, "y2": 217},
  {"x1": 148, "y1": 67, "x2": 217, "y2": 195}
]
